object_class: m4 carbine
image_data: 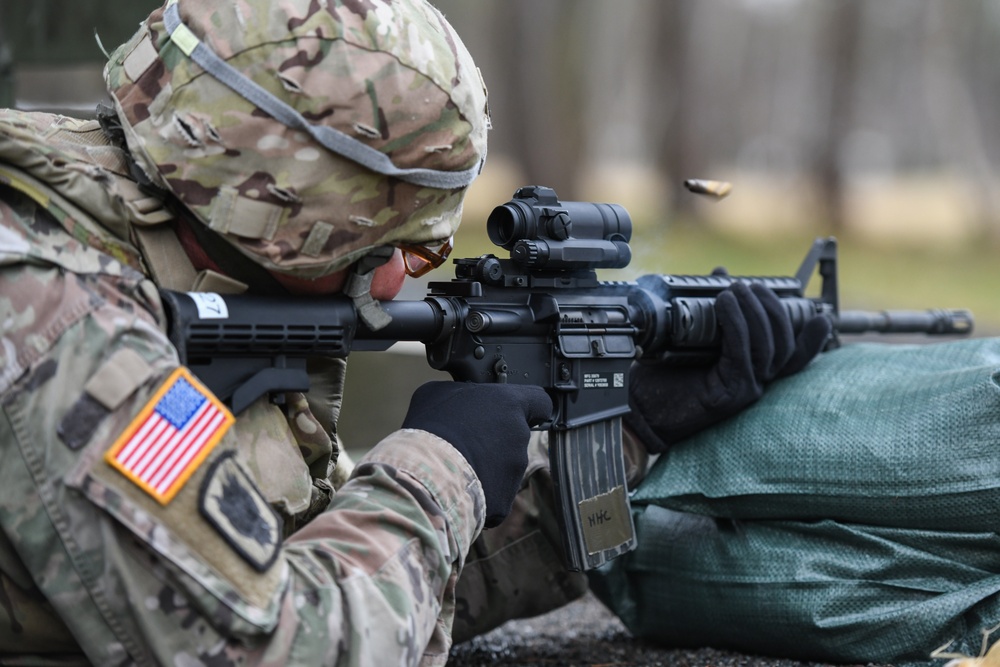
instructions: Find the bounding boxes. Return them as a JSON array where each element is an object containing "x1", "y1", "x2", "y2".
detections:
[{"x1": 160, "y1": 185, "x2": 973, "y2": 572}]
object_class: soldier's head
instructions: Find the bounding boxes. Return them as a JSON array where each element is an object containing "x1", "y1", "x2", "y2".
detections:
[{"x1": 104, "y1": 0, "x2": 489, "y2": 298}]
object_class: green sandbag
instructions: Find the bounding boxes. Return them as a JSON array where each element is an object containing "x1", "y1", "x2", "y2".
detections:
[
  {"x1": 634, "y1": 338, "x2": 1000, "y2": 531},
  {"x1": 589, "y1": 338, "x2": 1000, "y2": 663},
  {"x1": 589, "y1": 506, "x2": 1000, "y2": 664}
]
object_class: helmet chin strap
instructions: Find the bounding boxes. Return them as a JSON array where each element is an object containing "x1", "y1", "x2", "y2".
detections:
[
  {"x1": 344, "y1": 246, "x2": 395, "y2": 331},
  {"x1": 175, "y1": 211, "x2": 290, "y2": 296},
  {"x1": 172, "y1": 208, "x2": 399, "y2": 328}
]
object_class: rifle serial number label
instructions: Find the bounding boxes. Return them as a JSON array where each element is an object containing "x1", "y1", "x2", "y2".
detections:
[
  {"x1": 582, "y1": 373, "x2": 626, "y2": 389},
  {"x1": 584, "y1": 373, "x2": 609, "y2": 389}
]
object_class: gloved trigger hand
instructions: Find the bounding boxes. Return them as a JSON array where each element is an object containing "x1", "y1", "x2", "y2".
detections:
[
  {"x1": 624, "y1": 281, "x2": 831, "y2": 454},
  {"x1": 401, "y1": 381, "x2": 553, "y2": 528}
]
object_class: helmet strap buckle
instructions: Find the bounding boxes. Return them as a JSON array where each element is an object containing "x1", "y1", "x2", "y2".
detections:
[{"x1": 345, "y1": 246, "x2": 394, "y2": 331}]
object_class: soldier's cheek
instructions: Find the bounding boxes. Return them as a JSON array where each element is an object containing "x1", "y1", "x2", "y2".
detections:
[
  {"x1": 266, "y1": 249, "x2": 406, "y2": 298},
  {"x1": 368, "y1": 249, "x2": 407, "y2": 301}
]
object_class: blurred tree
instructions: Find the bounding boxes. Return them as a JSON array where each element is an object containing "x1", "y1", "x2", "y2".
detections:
[
  {"x1": 654, "y1": 1, "x2": 708, "y2": 219},
  {"x1": 435, "y1": 0, "x2": 582, "y2": 196},
  {"x1": 920, "y1": 2, "x2": 1000, "y2": 239},
  {"x1": 488, "y1": 0, "x2": 583, "y2": 196},
  {"x1": 0, "y1": 0, "x2": 153, "y2": 65},
  {"x1": 0, "y1": 0, "x2": 158, "y2": 111},
  {"x1": 374, "y1": 1, "x2": 1000, "y2": 232},
  {"x1": 810, "y1": 1, "x2": 863, "y2": 233},
  {"x1": 4, "y1": 0, "x2": 999, "y2": 238},
  {"x1": 0, "y1": 26, "x2": 12, "y2": 108}
]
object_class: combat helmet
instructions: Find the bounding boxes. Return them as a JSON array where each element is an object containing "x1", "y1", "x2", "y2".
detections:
[{"x1": 103, "y1": 0, "x2": 489, "y2": 282}]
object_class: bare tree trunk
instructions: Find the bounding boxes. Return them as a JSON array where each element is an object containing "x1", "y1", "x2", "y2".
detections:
[
  {"x1": 920, "y1": 2, "x2": 1000, "y2": 240},
  {"x1": 486, "y1": 0, "x2": 582, "y2": 197},
  {"x1": 811, "y1": 1, "x2": 863, "y2": 233},
  {"x1": 578, "y1": 2, "x2": 657, "y2": 166},
  {"x1": 0, "y1": 25, "x2": 13, "y2": 108},
  {"x1": 654, "y1": 0, "x2": 704, "y2": 219}
]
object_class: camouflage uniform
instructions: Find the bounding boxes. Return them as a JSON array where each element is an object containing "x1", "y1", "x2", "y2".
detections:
[
  {"x1": 0, "y1": 109, "x2": 486, "y2": 665},
  {"x1": 0, "y1": 0, "x2": 539, "y2": 664}
]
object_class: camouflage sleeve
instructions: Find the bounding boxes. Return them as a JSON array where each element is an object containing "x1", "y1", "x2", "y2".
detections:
[
  {"x1": 281, "y1": 433, "x2": 485, "y2": 665},
  {"x1": 452, "y1": 432, "x2": 589, "y2": 643},
  {"x1": 622, "y1": 426, "x2": 653, "y2": 489},
  {"x1": 451, "y1": 429, "x2": 648, "y2": 643},
  {"x1": 0, "y1": 204, "x2": 487, "y2": 665}
]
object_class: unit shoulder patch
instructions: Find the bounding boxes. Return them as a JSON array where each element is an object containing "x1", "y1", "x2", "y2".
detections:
[{"x1": 199, "y1": 451, "x2": 282, "y2": 572}]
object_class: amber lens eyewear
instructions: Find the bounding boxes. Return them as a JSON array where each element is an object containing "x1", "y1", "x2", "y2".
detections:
[{"x1": 397, "y1": 237, "x2": 454, "y2": 278}]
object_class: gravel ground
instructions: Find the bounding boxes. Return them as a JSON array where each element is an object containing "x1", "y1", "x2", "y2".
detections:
[{"x1": 447, "y1": 592, "x2": 882, "y2": 667}]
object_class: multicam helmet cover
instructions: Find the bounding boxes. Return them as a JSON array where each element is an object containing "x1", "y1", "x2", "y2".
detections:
[{"x1": 104, "y1": 0, "x2": 489, "y2": 278}]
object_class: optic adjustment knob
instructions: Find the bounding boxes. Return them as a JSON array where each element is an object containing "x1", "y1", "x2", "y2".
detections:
[{"x1": 511, "y1": 240, "x2": 540, "y2": 266}]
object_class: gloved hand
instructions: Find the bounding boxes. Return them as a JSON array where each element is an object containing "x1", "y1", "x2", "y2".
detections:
[
  {"x1": 625, "y1": 281, "x2": 832, "y2": 454},
  {"x1": 401, "y1": 381, "x2": 553, "y2": 527}
]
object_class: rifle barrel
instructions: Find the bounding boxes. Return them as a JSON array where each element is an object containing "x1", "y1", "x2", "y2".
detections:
[{"x1": 835, "y1": 309, "x2": 974, "y2": 336}]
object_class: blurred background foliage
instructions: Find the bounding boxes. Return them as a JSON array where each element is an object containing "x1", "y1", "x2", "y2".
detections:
[{"x1": 2, "y1": 0, "x2": 997, "y2": 330}]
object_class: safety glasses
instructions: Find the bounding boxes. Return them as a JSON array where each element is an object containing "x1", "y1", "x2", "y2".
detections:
[{"x1": 396, "y1": 237, "x2": 454, "y2": 278}]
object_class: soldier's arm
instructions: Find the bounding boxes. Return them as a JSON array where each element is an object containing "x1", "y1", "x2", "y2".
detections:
[{"x1": 1, "y1": 259, "x2": 485, "y2": 666}]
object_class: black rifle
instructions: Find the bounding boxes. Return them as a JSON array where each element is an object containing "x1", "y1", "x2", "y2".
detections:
[{"x1": 160, "y1": 185, "x2": 974, "y2": 571}]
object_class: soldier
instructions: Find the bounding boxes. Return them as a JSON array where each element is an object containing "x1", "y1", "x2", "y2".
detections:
[
  {"x1": 0, "y1": 0, "x2": 552, "y2": 664},
  {"x1": 0, "y1": 0, "x2": 830, "y2": 664}
]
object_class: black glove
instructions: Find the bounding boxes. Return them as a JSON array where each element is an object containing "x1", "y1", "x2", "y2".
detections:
[
  {"x1": 401, "y1": 381, "x2": 553, "y2": 527},
  {"x1": 625, "y1": 281, "x2": 832, "y2": 454}
]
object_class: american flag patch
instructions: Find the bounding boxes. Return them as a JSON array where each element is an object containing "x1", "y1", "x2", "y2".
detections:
[{"x1": 105, "y1": 367, "x2": 234, "y2": 504}]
